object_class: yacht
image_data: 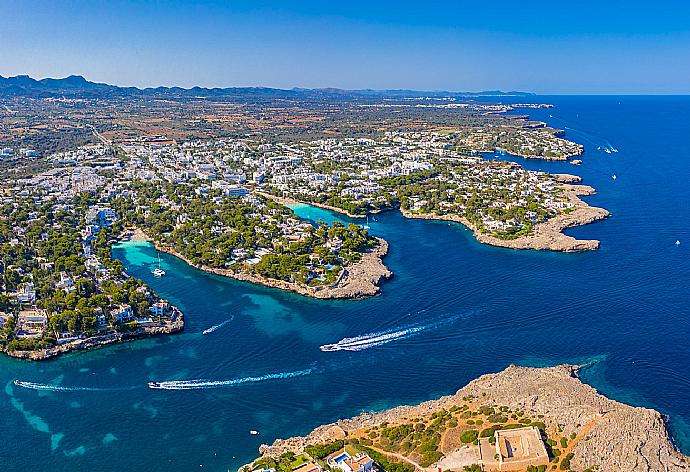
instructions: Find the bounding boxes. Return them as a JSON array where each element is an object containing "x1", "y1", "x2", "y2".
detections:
[
  {"x1": 249, "y1": 430, "x2": 259, "y2": 436},
  {"x1": 152, "y1": 252, "x2": 166, "y2": 277},
  {"x1": 148, "y1": 381, "x2": 161, "y2": 389}
]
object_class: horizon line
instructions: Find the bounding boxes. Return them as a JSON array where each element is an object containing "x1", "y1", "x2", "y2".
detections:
[{"x1": 2, "y1": 73, "x2": 690, "y2": 96}]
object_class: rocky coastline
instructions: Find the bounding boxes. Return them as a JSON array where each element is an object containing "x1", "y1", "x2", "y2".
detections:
[
  {"x1": 402, "y1": 182, "x2": 610, "y2": 252},
  {"x1": 1, "y1": 313, "x2": 184, "y2": 361},
  {"x1": 252, "y1": 364, "x2": 689, "y2": 472},
  {"x1": 125, "y1": 229, "x2": 392, "y2": 300}
]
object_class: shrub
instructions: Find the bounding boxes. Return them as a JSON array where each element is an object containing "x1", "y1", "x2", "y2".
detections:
[
  {"x1": 357, "y1": 445, "x2": 414, "y2": 472},
  {"x1": 460, "y1": 430, "x2": 479, "y2": 444},
  {"x1": 487, "y1": 414, "x2": 508, "y2": 423},
  {"x1": 305, "y1": 440, "x2": 343, "y2": 460},
  {"x1": 560, "y1": 453, "x2": 574, "y2": 470},
  {"x1": 419, "y1": 451, "x2": 443, "y2": 467},
  {"x1": 560, "y1": 437, "x2": 568, "y2": 448}
]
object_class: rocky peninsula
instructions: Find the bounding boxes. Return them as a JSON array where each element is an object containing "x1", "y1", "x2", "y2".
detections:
[
  {"x1": 250, "y1": 364, "x2": 689, "y2": 472},
  {"x1": 403, "y1": 181, "x2": 610, "y2": 253},
  {"x1": 126, "y1": 229, "x2": 392, "y2": 300}
]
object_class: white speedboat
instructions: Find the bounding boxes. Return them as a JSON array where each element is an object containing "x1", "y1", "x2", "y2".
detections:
[{"x1": 249, "y1": 430, "x2": 259, "y2": 436}]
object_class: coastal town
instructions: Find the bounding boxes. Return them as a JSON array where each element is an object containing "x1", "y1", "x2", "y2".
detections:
[
  {"x1": 0, "y1": 109, "x2": 611, "y2": 359},
  {"x1": 0, "y1": 174, "x2": 184, "y2": 359},
  {"x1": 2, "y1": 3, "x2": 689, "y2": 472}
]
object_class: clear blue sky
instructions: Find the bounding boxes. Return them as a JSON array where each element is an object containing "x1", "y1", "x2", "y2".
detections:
[{"x1": 1, "y1": 0, "x2": 689, "y2": 94}]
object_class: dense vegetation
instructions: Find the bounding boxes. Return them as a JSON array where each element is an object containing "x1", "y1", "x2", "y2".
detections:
[
  {"x1": 114, "y1": 182, "x2": 377, "y2": 286},
  {"x1": 0, "y1": 192, "x2": 162, "y2": 351}
]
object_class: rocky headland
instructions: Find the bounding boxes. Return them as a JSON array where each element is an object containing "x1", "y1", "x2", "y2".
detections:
[
  {"x1": 403, "y1": 181, "x2": 609, "y2": 252},
  {"x1": 252, "y1": 364, "x2": 689, "y2": 472},
  {"x1": 126, "y1": 229, "x2": 392, "y2": 300}
]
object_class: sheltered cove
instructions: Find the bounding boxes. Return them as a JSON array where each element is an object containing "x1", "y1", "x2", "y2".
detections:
[{"x1": 265, "y1": 177, "x2": 610, "y2": 254}]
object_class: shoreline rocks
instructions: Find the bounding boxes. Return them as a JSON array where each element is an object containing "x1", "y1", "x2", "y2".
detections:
[
  {"x1": 1, "y1": 314, "x2": 184, "y2": 361},
  {"x1": 254, "y1": 364, "x2": 689, "y2": 472}
]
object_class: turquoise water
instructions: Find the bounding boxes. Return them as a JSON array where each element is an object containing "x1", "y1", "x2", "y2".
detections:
[{"x1": 2, "y1": 96, "x2": 690, "y2": 471}]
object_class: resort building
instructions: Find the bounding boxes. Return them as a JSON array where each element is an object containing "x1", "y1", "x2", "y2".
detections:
[
  {"x1": 110, "y1": 304, "x2": 134, "y2": 323},
  {"x1": 478, "y1": 426, "x2": 549, "y2": 471},
  {"x1": 0, "y1": 312, "x2": 10, "y2": 330},
  {"x1": 149, "y1": 301, "x2": 169, "y2": 317},
  {"x1": 327, "y1": 450, "x2": 375, "y2": 472},
  {"x1": 16, "y1": 310, "x2": 48, "y2": 338},
  {"x1": 291, "y1": 462, "x2": 323, "y2": 472}
]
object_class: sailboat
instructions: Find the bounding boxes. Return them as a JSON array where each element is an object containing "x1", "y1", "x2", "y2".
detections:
[
  {"x1": 152, "y1": 251, "x2": 166, "y2": 277},
  {"x1": 611, "y1": 174, "x2": 617, "y2": 180},
  {"x1": 676, "y1": 240, "x2": 681, "y2": 246},
  {"x1": 361, "y1": 215, "x2": 371, "y2": 230}
]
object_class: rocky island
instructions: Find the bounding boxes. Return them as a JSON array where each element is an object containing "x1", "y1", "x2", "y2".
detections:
[{"x1": 246, "y1": 365, "x2": 689, "y2": 472}]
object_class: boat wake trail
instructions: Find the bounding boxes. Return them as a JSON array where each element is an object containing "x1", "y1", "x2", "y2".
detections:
[
  {"x1": 13, "y1": 380, "x2": 108, "y2": 392},
  {"x1": 320, "y1": 325, "x2": 427, "y2": 352},
  {"x1": 320, "y1": 313, "x2": 465, "y2": 353},
  {"x1": 148, "y1": 368, "x2": 314, "y2": 390},
  {"x1": 202, "y1": 316, "x2": 234, "y2": 336}
]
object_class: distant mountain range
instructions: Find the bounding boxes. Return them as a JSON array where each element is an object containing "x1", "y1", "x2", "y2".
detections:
[{"x1": 0, "y1": 74, "x2": 534, "y2": 100}]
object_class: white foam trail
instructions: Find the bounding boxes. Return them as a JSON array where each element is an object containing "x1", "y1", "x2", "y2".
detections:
[
  {"x1": 202, "y1": 316, "x2": 234, "y2": 335},
  {"x1": 149, "y1": 368, "x2": 313, "y2": 390},
  {"x1": 320, "y1": 325, "x2": 426, "y2": 352},
  {"x1": 13, "y1": 381, "x2": 104, "y2": 392}
]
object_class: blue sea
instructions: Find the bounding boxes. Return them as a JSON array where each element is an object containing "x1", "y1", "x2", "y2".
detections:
[{"x1": 2, "y1": 96, "x2": 690, "y2": 471}]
